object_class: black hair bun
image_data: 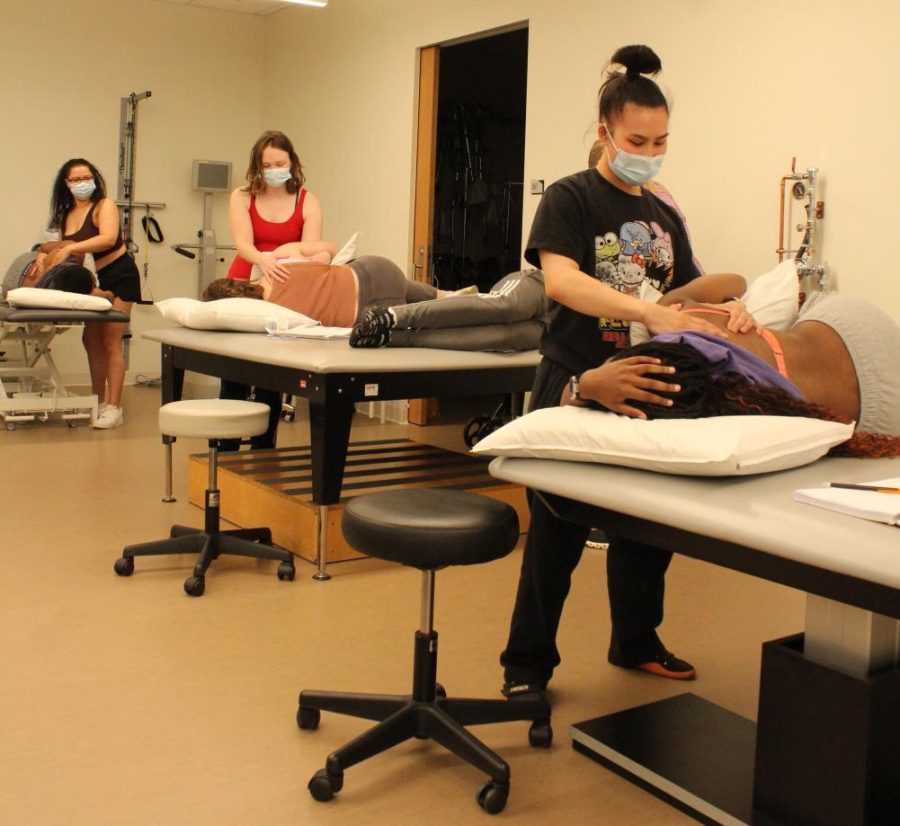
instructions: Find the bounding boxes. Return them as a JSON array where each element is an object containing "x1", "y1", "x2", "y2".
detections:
[{"x1": 611, "y1": 44, "x2": 662, "y2": 77}]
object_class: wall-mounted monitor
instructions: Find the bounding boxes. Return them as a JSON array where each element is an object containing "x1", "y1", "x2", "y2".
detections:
[{"x1": 192, "y1": 160, "x2": 232, "y2": 193}]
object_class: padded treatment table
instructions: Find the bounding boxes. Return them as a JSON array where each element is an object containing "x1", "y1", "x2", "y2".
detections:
[
  {"x1": 489, "y1": 455, "x2": 900, "y2": 826},
  {"x1": 142, "y1": 327, "x2": 540, "y2": 578},
  {"x1": 0, "y1": 303, "x2": 130, "y2": 428}
]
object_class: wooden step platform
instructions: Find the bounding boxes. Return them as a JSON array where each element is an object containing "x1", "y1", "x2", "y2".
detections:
[{"x1": 188, "y1": 438, "x2": 528, "y2": 564}]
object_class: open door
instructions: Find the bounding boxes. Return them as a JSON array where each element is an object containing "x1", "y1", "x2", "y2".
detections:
[{"x1": 408, "y1": 45, "x2": 440, "y2": 426}]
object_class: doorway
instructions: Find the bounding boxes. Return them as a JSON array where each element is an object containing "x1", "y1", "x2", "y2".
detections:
[{"x1": 430, "y1": 28, "x2": 528, "y2": 293}]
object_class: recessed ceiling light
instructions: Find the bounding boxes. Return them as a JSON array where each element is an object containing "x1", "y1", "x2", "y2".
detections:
[{"x1": 282, "y1": 0, "x2": 328, "y2": 7}]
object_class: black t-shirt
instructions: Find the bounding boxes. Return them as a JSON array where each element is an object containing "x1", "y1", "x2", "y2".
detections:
[{"x1": 525, "y1": 168, "x2": 700, "y2": 375}]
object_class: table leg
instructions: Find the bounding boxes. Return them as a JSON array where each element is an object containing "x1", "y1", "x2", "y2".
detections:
[
  {"x1": 804, "y1": 595, "x2": 900, "y2": 676},
  {"x1": 308, "y1": 394, "x2": 355, "y2": 581},
  {"x1": 160, "y1": 345, "x2": 185, "y2": 502}
]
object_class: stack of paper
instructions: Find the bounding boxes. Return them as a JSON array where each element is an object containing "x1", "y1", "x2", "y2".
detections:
[{"x1": 792, "y1": 478, "x2": 900, "y2": 526}]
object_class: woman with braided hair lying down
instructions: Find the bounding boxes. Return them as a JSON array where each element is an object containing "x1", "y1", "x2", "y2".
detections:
[{"x1": 565, "y1": 280, "x2": 900, "y2": 457}]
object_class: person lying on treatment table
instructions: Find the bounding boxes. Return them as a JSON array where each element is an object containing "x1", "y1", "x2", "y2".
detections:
[
  {"x1": 204, "y1": 243, "x2": 471, "y2": 327},
  {"x1": 568, "y1": 274, "x2": 900, "y2": 456}
]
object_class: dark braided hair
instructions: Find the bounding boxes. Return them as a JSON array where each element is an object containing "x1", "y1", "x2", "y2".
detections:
[{"x1": 607, "y1": 341, "x2": 900, "y2": 459}]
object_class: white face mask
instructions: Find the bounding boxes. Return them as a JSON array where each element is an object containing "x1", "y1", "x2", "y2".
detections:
[
  {"x1": 604, "y1": 126, "x2": 665, "y2": 186},
  {"x1": 69, "y1": 180, "x2": 97, "y2": 200},
  {"x1": 263, "y1": 168, "x2": 292, "y2": 187}
]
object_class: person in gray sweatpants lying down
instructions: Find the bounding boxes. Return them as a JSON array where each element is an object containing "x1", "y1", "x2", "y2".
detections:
[{"x1": 350, "y1": 268, "x2": 549, "y2": 352}]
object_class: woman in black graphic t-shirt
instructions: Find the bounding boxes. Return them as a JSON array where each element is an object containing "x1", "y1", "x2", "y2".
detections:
[{"x1": 500, "y1": 45, "x2": 753, "y2": 697}]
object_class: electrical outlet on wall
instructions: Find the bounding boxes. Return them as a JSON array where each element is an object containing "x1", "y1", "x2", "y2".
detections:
[{"x1": 530, "y1": 179, "x2": 544, "y2": 195}]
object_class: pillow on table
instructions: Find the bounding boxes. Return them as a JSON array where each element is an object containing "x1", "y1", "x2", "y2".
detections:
[
  {"x1": 6, "y1": 287, "x2": 112, "y2": 311},
  {"x1": 741, "y1": 259, "x2": 799, "y2": 330},
  {"x1": 156, "y1": 296, "x2": 316, "y2": 332},
  {"x1": 471, "y1": 406, "x2": 854, "y2": 476}
]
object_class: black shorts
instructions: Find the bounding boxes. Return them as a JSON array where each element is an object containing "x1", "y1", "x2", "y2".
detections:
[{"x1": 97, "y1": 253, "x2": 141, "y2": 303}]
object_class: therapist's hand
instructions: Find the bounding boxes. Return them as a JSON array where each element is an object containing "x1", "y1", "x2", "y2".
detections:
[
  {"x1": 257, "y1": 255, "x2": 292, "y2": 283},
  {"x1": 569, "y1": 357, "x2": 680, "y2": 419},
  {"x1": 718, "y1": 298, "x2": 756, "y2": 333},
  {"x1": 45, "y1": 243, "x2": 76, "y2": 268},
  {"x1": 642, "y1": 302, "x2": 727, "y2": 338}
]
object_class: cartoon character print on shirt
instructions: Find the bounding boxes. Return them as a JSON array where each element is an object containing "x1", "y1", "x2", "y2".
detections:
[{"x1": 593, "y1": 220, "x2": 676, "y2": 347}]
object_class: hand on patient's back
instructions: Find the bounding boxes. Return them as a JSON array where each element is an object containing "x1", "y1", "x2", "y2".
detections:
[
  {"x1": 645, "y1": 302, "x2": 727, "y2": 338},
  {"x1": 258, "y1": 255, "x2": 291, "y2": 283},
  {"x1": 580, "y1": 357, "x2": 679, "y2": 419},
  {"x1": 720, "y1": 299, "x2": 756, "y2": 333}
]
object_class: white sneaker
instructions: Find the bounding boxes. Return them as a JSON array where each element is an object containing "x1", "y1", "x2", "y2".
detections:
[{"x1": 93, "y1": 405, "x2": 124, "y2": 429}]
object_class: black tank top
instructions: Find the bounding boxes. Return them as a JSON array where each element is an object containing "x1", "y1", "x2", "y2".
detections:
[{"x1": 62, "y1": 201, "x2": 124, "y2": 257}]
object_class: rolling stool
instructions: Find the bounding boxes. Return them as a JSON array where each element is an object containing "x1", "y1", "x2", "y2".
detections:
[
  {"x1": 113, "y1": 399, "x2": 296, "y2": 596},
  {"x1": 298, "y1": 489, "x2": 552, "y2": 814}
]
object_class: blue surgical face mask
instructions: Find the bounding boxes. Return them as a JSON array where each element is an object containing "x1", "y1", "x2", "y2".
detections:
[
  {"x1": 603, "y1": 126, "x2": 665, "y2": 186},
  {"x1": 69, "y1": 181, "x2": 97, "y2": 200},
  {"x1": 263, "y1": 168, "x2": 293, "y2": 187}
]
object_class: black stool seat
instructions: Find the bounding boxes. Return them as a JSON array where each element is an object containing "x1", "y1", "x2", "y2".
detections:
[
  {"x1": 299, "y1": 489, "x2": 551, "y2": 815},
  {"x1": 342, "y1": 489, "x2": 520, "y2": 568}
]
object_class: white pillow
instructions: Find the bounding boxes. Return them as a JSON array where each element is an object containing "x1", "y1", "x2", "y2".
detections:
[
  {"x1": 331, "y1": 232, "x2": 359, "y2": 265},
  {"x1": 741, "y1": 260, "x2": 799, "y2": 330},
  {"x1": 156, "y1": 296, "x2": 316, "y2": 332},
  {"x1": 471, "y1": 406, "x2": 854, "y2": 476},
  {"x1": 155, "y1": 297, "x2": 198, "y2": 326},
  {"x1": 6, "y1": 287, "x2": 112, "y2": 311}
]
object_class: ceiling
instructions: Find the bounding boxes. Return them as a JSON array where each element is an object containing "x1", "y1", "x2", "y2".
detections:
[{"x1": 153, "y1": 0, "x2": 324, "y2": 16}]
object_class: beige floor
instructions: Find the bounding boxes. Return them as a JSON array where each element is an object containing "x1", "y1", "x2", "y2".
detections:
[{"x1": 1, "y1": 385, "x2": 805, "y2": 826}]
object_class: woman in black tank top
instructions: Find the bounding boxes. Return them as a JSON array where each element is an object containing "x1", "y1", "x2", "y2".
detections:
[{"x1": 47, "y1": 158, "x2": 140, "y2": 429}]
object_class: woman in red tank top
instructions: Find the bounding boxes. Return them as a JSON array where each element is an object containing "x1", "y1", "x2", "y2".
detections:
[{"x1": 228, "y1": 131, "x2": 324, "y2": 281}]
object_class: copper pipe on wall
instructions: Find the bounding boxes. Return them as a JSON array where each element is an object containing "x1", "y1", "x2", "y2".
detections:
[{"x1": 776, "y1": 157, "x2": 798, "y2": 262}]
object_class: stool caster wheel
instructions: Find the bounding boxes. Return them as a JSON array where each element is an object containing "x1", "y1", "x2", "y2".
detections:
[
  {"x1": 435, "y1": 683, "x2": 447, "y2": 698},
  {"x1": 113, "y1": 557, "x2": 134, "y2": 577},
  {"x1": 528, "y1": 719, "x2": 553, "y2": 748},
  {"x1": 476, "y1": 780, "x2": 509, "y2": 814},
  {"x1": 308, "y1": 768, "x2": 342, "y2": 801},
  {"x1": 297, "y1": 706, "x2": 320, "y2": 730},
  {"x1": 277, "y1": 561, "x2": 295, "y2": 581},
  {"x1": 184, "y1": 575, "x2": 205, "y2": 597},
  {"x1": 463, "y1": 415, "x2": 494, "y2": 449}
]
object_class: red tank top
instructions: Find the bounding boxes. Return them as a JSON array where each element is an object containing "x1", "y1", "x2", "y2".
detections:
[{"x1": 227, "y1": 189, "x2": 307, "y2": 279}]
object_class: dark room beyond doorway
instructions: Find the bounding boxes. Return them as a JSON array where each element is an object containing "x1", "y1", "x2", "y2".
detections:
[{"x1": 431, "y1": 28, "x2": 528, "y2": 293}]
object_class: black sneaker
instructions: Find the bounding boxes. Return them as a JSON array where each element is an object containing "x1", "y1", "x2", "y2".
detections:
[
  {"x1": 501, "y1": 680, "x2": 547, "y2": 699},
  {"x1": 349, "y1": 306, "x2": 394, "y2": 348},
  {"x1": 610, "y1": 649, "x2": 696, "y2": 680}
]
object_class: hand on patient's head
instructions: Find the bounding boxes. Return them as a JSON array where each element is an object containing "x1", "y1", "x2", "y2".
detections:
[{"x1": 576, "y1": 356, "x2": 679, "y2": 419}]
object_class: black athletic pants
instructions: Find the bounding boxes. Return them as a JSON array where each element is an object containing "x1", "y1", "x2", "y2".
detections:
[{"x1": 499, "y1": 358, "x2": 673, "y2": 687}]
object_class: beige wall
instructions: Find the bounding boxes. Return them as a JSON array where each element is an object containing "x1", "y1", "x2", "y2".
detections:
[
  {"x1": 265, "y1": 0, "x2": 900, "y2": 319},
  {"x1": 1, "y1": 0, "x2": 265, "y2": 379},
  {"x1": 3, "y1": 0, "x2": 898, "y2": 382}
]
